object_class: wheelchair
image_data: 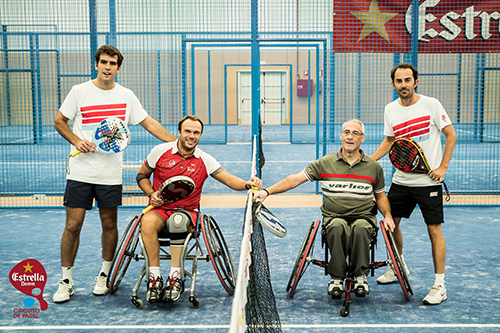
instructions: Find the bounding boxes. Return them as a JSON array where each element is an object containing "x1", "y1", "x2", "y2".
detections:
[
  {"x1": 107, "y1": 210, "x2": 236, "y2": 309},
  {"x1": 287, "y1": 219, "x2": 412, "y2": 317}
]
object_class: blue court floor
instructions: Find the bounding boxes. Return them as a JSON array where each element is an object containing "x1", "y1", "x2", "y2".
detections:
[{"x1": 1, "y1": 205, "x2": 499, "y2": 332}]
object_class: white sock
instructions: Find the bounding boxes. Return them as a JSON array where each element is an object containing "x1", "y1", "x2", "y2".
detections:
[
  {"x1": 100, "y1": 260, "x2": 113, "y2": 276},
  {"x1": 62, "y1": 266, "x2": 73, "y2": 283},
  {"x1": 149, "y1": 266, "x2": 161, "y2": 279},
  {"x1": 434, "y1": 273, "x2": 445, "y2": 286},
  {"x1": 169, "y1": 267, "x2": 181, "y2": 278}
]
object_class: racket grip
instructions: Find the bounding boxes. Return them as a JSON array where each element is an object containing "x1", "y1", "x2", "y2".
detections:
[
  {"x1": 70, "y1": 150, "x2": 82, "y2": 157},
  {"x1": 142, "y1": 205, "x2": 154, "y2": 214}
]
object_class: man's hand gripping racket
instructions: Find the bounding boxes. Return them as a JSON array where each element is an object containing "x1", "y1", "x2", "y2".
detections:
[
  {"x1": 389, "y1": 138, "x2": 450, "y2": 201},
  {"x1": 66, "y1": 117, "x2": 131, "y2": 174},
  {"x1": 250, "y1": 186, "x2": 287, "y2": 238},
  {"x1": 142, "y1": 176, "x2": 196, "y2": 214}
]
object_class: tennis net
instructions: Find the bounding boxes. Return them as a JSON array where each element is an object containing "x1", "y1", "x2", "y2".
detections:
[{"x1": 229, "y1": 134, "x2": 282, "y2": 333}]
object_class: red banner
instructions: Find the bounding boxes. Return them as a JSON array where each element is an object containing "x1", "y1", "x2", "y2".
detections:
[{"x1": 333, "y1": 0, "x2": 500, "y2": 53}]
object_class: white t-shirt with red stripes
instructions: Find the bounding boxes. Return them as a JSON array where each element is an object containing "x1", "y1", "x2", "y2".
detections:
[
  {"x1": 60, "y1": 80, "x2": 148, "y2": 185},
  {"x1": 383, "y1": 94, "x2": 452, "y2": 187}
]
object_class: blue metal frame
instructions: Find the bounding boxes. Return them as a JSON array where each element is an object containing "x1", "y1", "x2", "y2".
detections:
[
  {"x1": 188, "y1": 38, "x2": 326, "y2": 147},
  {"x1": 188, "y1": 42, "x2": 324, "y2": 147},
  {"x1": 411, "y1": 0, "x2": 419, "y2": 68},
  {"x1": 88, "y1": 0, "x2": 98, "y2": 79},
  {"x1": 476, "y1": 54, "x2": 486, "y2": 142},
  {"x1": 251, "y1": 0, "x2": 261, "y2": 176},
  {"x1": 108, "y1": 0, "x2": 117, "y2": 47}
]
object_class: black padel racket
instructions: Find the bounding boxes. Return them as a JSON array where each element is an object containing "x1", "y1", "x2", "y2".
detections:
[
  {"x1": 143, "y1": 176, "x2": 195, "y2": 214},
  {"x1": 389, "y1": 138, "x2": 450, "y2": 201}
]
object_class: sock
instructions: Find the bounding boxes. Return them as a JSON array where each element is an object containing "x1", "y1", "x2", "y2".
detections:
[
  {"x1": 169, "y1": 267, "x2": 181, "y2": 279},
  {"x1": 62, "y1": 266, "x2": 73, "y2": 283},
  {"x1": 434, "y1": 273, "x2": 445, "y2": 286},
  {"x1": 149, "y1": 266, "x2": 161, "y2": 279},
  {"x1": 100, "y1": 260, "x2": 113, "y2": 276}
]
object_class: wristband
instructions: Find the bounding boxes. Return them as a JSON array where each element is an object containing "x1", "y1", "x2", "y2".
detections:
[{"x1": 263, "y1": 188, "x2": 270, "y2": 196}]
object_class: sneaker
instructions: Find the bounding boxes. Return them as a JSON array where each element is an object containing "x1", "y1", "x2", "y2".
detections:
[
  {"x1": 164, "y1": 271, "x2": 183, "y2": 303},
  {"x1": 377, "y1": 263, "x2": 410, "y2": 284},
  {"x1": 146, "y1": 274, "x2": 164, "y2": 303},
  {"x1": 354, "y1": 275, "x2": 369, "y2": 297},
  {"x1": 423, "y1": 284, "x2": 447, "y2": 305},
  {"x1": 327, "y1": 278, "x2": 344, "y2": 299},
  {"x1": 53, "y1": 279, "x2": 74, "y2": 303},
  {"x1": 93, "y1": 272, "x2": 109, "y2": 296}
]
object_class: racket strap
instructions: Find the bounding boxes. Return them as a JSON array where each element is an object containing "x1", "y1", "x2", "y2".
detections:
[
  {"x1": 65, "y1": 155, "x2": 71, "y2": 174},
  {"x1": 442, "y1": 182, "x2": 451, "y2": 202}
]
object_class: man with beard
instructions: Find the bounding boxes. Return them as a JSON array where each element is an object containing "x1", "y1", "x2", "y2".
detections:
[
  {"x1": 136, "y1": 115, "x2": 261, "y2": 303},
  {"x1": 371, "y1": 63, "x2": 457, "y2": 305}
]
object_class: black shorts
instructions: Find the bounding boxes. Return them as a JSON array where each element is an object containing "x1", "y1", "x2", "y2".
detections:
[
  {"x1": 388, "y1": 183, "x2": 444, "y2": 225},
  {"x1": 64, "y1": 180, "x2": 122, "y2": 210}
]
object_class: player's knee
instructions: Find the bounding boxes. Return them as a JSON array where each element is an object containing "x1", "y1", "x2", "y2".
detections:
[
  {"x1": 101, "y1": 219, "x2": 117, "y2": 232},
  {"x1": 64, "y1": 219, "x2": 84, "y2": 235},
  {"x1": 427, "y1": 223, "x2": 442, "y2": 236},
  {"x1": 141, "y1": 215, "x2": 162, "y2": 235}
]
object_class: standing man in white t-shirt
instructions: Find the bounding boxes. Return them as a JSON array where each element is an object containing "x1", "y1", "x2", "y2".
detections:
[
  {"x1": 52, "y1": 45, "x2": 177, "y2": 303},
  {"x1": 371, "y1": 63, "x2": 457, "y2": 305}
]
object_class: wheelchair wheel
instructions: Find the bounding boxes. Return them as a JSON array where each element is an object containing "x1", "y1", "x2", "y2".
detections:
[
  {"x1": 287, "y1": 220, "x2": 321, "y2": 298},
  {"x1": 108, "y1": 215, "x2": 141, "y2": 294},
  {"x1": 379, "y1": 220, "x2": 413, "y2": 301},
  {"x1": 201, "y1": 214, "x2": 236, "y2": 295}
]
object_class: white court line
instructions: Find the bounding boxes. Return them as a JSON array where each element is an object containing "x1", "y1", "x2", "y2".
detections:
[
  {"x1": 456, "y1": 127, "x2": 500, "y2": 141},
  {"x1": 1, "y1": 324, "x2": 500, "y2": 330}
]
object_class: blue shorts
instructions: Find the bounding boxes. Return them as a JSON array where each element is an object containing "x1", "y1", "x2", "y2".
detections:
[
  {"x1": 64, "y1": 180, "x2": 122, "y2": 210},
  {"x1": 388, "y1": 183, "x2": 444, "y2": 225}
]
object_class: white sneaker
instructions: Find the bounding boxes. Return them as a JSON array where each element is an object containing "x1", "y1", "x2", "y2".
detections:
[
  {"x1": 353, "y1": 275, "x2": 369, "y2": 297},
  {"x1": 377, "y1": 263, "x2": 410, "y2": 284},
  {"x1": 53, "y1": 279, "x2": 74, "y2": 303},
  {"x1": 328, "y1": 278, "x2": 344, "y2": 299},
  {"x1": 423, "y1": 284, "x2": 447, "y2": 305},
  {"x1": 93, "y1": 272, "x2": 109, "y2": 296},
  {"x1": 146, "y1": 274, "x2": 164, "y2": 303},
  {"x1": 164, "y1": 271, "x2": 182, "y2": 303}
]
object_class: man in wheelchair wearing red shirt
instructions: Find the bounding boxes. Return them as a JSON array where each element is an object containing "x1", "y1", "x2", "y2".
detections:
[{"x1": 137, "y1": 115, "x2": 261, "y2": 303}]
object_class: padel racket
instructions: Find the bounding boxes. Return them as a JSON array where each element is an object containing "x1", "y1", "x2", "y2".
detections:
[
  {"x1": 253, "y1": 199, "x2": 287, "y2": 238},
  {"x1": 389, "y1": 137, "x2": 450, "y2": 201},
  {"x1": 66, "y1": 117, "x2": 131, "y2": 174},
  {"x1": 70, "y1": 117, "x2": 131, "y2": 157},
  {"x1": 143, "y1": 176, "x2": 196, "y2": 214}
]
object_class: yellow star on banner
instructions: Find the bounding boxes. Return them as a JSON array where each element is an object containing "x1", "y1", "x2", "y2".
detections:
[
  {"x1": 24, "y1": 262, "x2": 34, "y2": 273},
  {"x1": 350, "y1": 0, "x2": 398, "y2": 42}
]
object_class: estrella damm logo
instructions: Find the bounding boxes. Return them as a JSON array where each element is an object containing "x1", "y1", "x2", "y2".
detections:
[{"x1": 9, "y1": 259, "x2": 48, "y2": 316}]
